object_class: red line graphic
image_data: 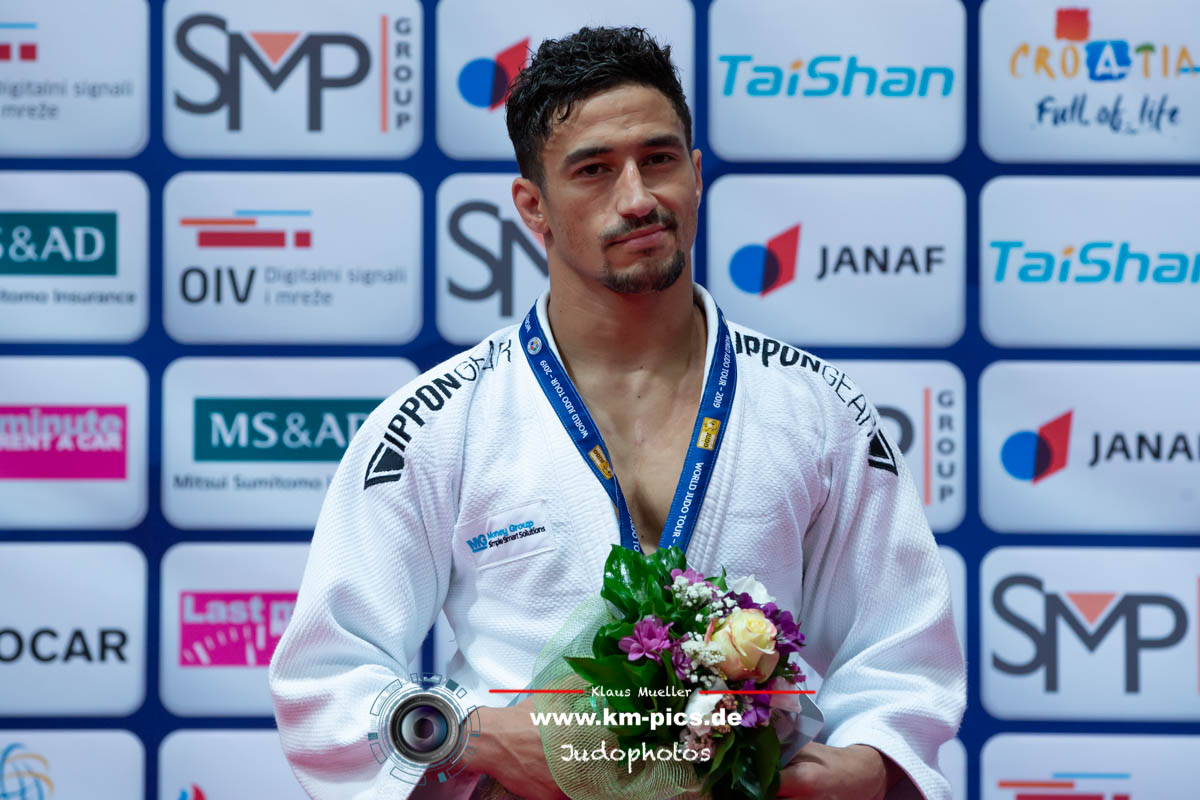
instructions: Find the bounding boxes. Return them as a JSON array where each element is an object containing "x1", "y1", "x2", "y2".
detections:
[
  {"x1": 179, "y1": 217, "x2": 256, "y2": 227},
  {"x1": 699, "y1": 690, "x2": 816, "y2": 695},
  {"x1": 997, "y1": 782, "x2": 1074, "y2": 789},
  {"x1": 198, "y1": 231, "x2": 287, "y2": 248},
  {"x1": 1015, "y1": 795, "x2": 1100, "y2": 800},
  {"x1": 489, "y1": 689, "x2": 585, "y2": 694},
  {"x1": 380, "y1": 15, "x2": 388, "y2": 133},
  {"x1": 923, "y1": 387, "x2": 931, "y2": 506}
]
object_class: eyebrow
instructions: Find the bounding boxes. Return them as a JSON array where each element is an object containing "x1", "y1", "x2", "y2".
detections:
[{"x1": 561, "y1": 134, "x2": 687, "y2": 168}]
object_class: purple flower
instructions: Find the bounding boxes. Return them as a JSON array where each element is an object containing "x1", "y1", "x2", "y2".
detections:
[
  {"x1": 669, "y1": 640, "x2": 692, "y2": 681},
  {"x1": 618, "y1": 616, "x2": 674, "y2": 663},
  {"x1": 769, "y1": 608, "x2": 805, "y2": 657},
  {"x1": 669, "y1": 567, "x2": 713, "y2": 587},
  {"x1": 739, "y1": 688, "x2": 773, "y2": 727}
]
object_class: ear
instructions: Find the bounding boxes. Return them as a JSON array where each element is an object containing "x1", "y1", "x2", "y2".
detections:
[
  {"x1": 512, "y1": 177, "x2": 549, "y2": 236},
  {"x1": 691, "y1": 148, "x2": 703, "y2": 207}
]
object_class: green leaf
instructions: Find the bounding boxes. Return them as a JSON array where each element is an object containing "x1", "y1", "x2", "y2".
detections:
[
  {"x1": 700, "y1": 734, "x2": 737, "y2": 793},
  {"x1": 750, "y1": 725, "x2": 782, "y2": 800},
  {"x1": 602, "y1": 546, "x2": 655, "y2": 620},
  {"x1": 592, "y1": 620, "x2": 633, "y2": 659},
  {"x1": 564, "y1": 654, "x2": 637, "y2": 691},
  {"x1": 646, "y1": 546, "x2": 688, "y2": 583}
]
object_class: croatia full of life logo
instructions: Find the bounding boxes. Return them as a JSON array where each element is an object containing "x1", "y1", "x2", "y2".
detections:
[
  {"x1": 179, "y1": 591, "x2": 296, "y2": 667},
  {"x1": 0, "y1": 405, "x2": 126, "y2": 479}
]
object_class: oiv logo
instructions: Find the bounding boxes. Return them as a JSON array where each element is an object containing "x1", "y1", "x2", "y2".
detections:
[{"x1": 992, "y1": 573, "x2": 1187, "y2": 693}]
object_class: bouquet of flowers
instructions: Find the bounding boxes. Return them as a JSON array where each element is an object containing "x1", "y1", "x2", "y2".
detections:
[{"x1": 526, "y1": 544, "x2": 821, "y2": 800}]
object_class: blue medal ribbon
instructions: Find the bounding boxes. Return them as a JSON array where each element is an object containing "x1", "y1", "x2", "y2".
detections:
[{"x1": 519, "y1": 296, "x2": 737, "y2": 555}]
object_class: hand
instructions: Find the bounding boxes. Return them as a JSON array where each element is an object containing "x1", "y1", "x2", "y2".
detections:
[
  {"x1": 470, "y1": 697, "x2": 569, "y2": 800},
  {"x1": 777, "y1": 742, "x2": 901, "y2": 799}
]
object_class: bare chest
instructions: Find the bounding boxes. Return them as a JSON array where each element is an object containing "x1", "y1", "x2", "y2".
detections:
[{"x1": 599, "y1": 407, "x2": 698, "y2": 555}]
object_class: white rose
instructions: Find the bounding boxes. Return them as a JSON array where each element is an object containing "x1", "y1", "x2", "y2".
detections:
[
  {"x1": 727, "y1": 574, "x2": 774, "y2": 605},
  {"x1": 683, "y1": 679, "x2": 729, "y2": 735}
]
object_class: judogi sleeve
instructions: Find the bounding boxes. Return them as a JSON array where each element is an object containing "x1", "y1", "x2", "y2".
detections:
[
  {"x1": 268, "y1": 402, "x2": 455, "y2": 800},
  {"x1": 799, "y1": 397, "x2": 966, "y2": 800}
]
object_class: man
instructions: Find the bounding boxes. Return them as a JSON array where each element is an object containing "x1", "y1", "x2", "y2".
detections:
[{"x1": 270, "y1": 26, "x2": 965, "y2": 800}]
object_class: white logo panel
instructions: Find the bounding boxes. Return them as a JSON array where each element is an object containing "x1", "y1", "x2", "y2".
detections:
[
  {"x1": 0, "y1": 544, "x2": 146, "y2": 716},
  {"x1": 707, "y1": 176, "x2": 965, "y2": 346},
  {"x1": 0, "y1": 357, "x2": 148, "y2": 530},
  {"x1": 164, "y1": 172, "x2": 421, "y2": 344},
  {"x1": 0, "y1": 172, "x2": 148, "y2": 342},
  {"x1": 436, "y1": 0, "x2": 694, "y2": 159},
  {"x1": 162, "y1": 357, "x2": 417, "y2": 530},
  {"x1": 982, "y1": 547, "x2": 1200, "y2": 719},
  {"x1": 982, "y1": 177, "x2": 1200, "y2": 348},
  {"x1": 160, "y1": 729, "x2": 308, "y2": 797},
  {"x1": 981, "y1": 0, "x2": 1200, "y2": 162},
  {"x1": 839, "y1": 361, "x2": 966, "y2": 532},
  {"x1": 0, "y1": 0, "x2": 148, "y2": 157},
  {"x1": 980, "y1": 361, "x2": 1200, "y2": 533},
  {"x1": 165, "y1": 0, "x2": 422, "y2": 157},
  {"x1": 0, "y1": 730, "x2": 143, "y2": 798},
  {"x1": 437, "y1": 173, "x2": 548, "y2": 344},
  {"x1": 709, "y1": 0, "x2": 965, "y2": 161},
  {"x1": 982, "y1": 733, "x2": 1200, "y2": 799},
  {"x1": 160, "y1": 543, "x2": 309, "y2": 716}
]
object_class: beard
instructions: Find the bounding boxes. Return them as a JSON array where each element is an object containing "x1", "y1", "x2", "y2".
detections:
[{"x1": 598, "y1": 208, "x2": 687, "y2": 295}]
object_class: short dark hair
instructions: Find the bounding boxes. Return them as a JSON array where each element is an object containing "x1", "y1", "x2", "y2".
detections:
[{"x1": 505, "y1": 26, "x2": 692, "y2": 186}]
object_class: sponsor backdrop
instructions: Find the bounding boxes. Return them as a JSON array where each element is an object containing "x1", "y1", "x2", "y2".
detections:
[{"x1": 0, "y1": 0, "x2": 1197, "y2": 798}]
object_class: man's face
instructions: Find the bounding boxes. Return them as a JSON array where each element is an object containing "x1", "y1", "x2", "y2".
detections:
[{"x1": 524, "y1": 83, "x2": 702, "y2": 295}]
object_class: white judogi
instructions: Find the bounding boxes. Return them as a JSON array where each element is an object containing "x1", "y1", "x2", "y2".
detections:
[{"x1": 269, "y1": 285, "x2": 965, "y2": 799}]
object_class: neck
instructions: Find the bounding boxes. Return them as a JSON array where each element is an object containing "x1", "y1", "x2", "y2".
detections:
[{"x1": 546, "y1": 271, "x2": 704, "y2": 382}]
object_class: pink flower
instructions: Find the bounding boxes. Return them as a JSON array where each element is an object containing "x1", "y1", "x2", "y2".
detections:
[{"x1": 618, "y1": 616, "x2": 673, "y2": 663}]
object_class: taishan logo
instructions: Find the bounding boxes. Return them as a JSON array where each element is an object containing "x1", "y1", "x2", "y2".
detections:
[
  {"x1": 179, "y1": 591, "x2": 296, "y2": 667},
  {"x1": 990, "y1": 239, "x2": 1200, "y2": 284},
  {"x1": 1008, "y1": 7, "x2": 1197, "y2": 135},
  {"x1": 0, "y1": 213, "x2": 117, "y2": 276},
  {"x1": 718, "y1": 54, "x2": 954, "y2": 98},
  {"x1": 729, "y1": 225, "x2": 800, "y2": 296},
  {"x1": 1001, "y1": 410, "x2": 1072, "y2": 483},
  {"x1": 457, "y1": 38, "x2": 529, "y2": 110},
  {"x1": 992, "y1": 573, "x2": 1189, "y2": 692},
  {"x1": 174, "y1": 13, "x2": 416, "y2": 133},
  {"x1": 0, "y1": 405, "x2": 127, "y2": 480},
  {"x1": 193, "y1": 398, "x2": 377, "y2": 462}
]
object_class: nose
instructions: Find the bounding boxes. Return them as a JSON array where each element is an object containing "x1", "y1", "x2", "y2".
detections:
[{"x1": 614, "y1": 159, "x2": 657, "y2": 220}]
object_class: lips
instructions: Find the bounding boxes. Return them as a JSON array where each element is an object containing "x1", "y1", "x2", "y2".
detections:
[{"x1": 610, "y1": 225, "x2": 669, "y2": 248}]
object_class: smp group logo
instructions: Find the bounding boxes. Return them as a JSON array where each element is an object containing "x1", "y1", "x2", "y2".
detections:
[
  {"x1": 457, "y1": 38, "x2": 529, "y2": 110},
  {"x1": 982, "y1": 0, "x2": 1200, "y2": 161},
  {"x1": 0, "y1": 544, "x2": 146, "y2": 716},
  {"x1": 728, "y1": 224, "x2": 800, "y2": 296},
  {"x1": 179, "y1": 591, "x2": 296, "y2": 667},
  {"x1": 165, "y1": 1, "x2": 422, "y2": 157},
  {"x1": 436, "y1": 0, "x2": 694, "y2": 159},
  {"x1": 164, "y1": 173, "x2": 422, "y2": 345},
  {"x1": 839, "y1": 361, "x2": 966, "y2": 532},
  {"x1": 707, "y1": 176, "x2": 964, "y2": 346},
  {"x1": 0, "y1": 2, "x2": 147, "y2": 157},
  {"x1": 160, "y1": 544, "x2": 308, "y2": 716},
  {"x1": 982, "y1": 733, "x2": 1200, "y2": 800},
  {"x1": 162, "y1": 357, "x2": 416, "y2": 529},
  {"x1": 1000, "y1": 410, "x2": 1072, "y2": 484},
  {"x1": 982, "y1": 548, "x2": 1200, "y2": 720},
  {"x1": 0, "y1": 743, "x2": 51, "y2": 799},
  {"x1": 708, "y1": 0, "x2": 964, "y2": 160},
  {"x1": 0, "y1": 172, "x2": 148, "y2": 343},
  {"x1": 0, "y1": 405, "x2": 127, "y2": 480},
  {"x1": 981, "y1": 177, "x2": 1200, "y2": 348},
  {"x1": 981, "y1": 361, "x2": 1200, "y2": 533},
  {"x1": 0, "y1": 358, "x2": 147, "y2": 530},
  {"x1": 437, "y1": 174, "x2": 549, "y2": 345}
]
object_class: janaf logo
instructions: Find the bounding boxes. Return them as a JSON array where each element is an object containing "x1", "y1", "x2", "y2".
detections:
[
  {"x1": 815, "y1": 244, "x2": 944, "y2": 280},
  {"x1": 992, "y1": 573, "x2": 1187, "y2": 692},
  {"x1": 194, "y1": 398, "x2": 379, "y2": 462},
  {"x1": 173, "y1": 14, "x2": 371, "y2": 131}
]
